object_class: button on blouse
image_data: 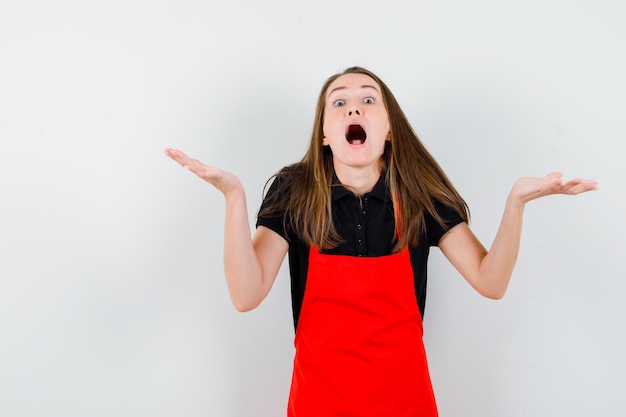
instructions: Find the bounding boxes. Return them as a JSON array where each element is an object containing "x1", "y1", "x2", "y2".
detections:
[{"x1": 324, "y1": 175, "x2": 395, "y2": 257}]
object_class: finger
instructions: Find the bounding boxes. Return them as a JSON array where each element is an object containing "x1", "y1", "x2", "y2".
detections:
[
  {"x1": 545, "y1": 171, "x2": 564, "y2": 180},
  {"x1": 164, "y1": 147, "x2": 181, "y2": 158},
  {"x1": 186, "y1": 161, "x2": 211, "y2": 176},
  {"x1": 552, "y1": 178, "x2": 598, "y2": 195},
  {"x1": 164, "y1": 147, "x2": 181, "y2": 161},
  {"x1": 185, "y1": 159, "x2": 223, "y2": 182},
  {"x1": 585, "y1": 179, "x2": 599, "y2": 190},
  {"x1": 567, "y1": 179, "x2": 599, "y2": 194},
  {"x1": 561, "y1": 178, "x2": 584, "y2": 188},
  {"x1": 165, "y1": 148, "x2": 194, "y2": 168}
]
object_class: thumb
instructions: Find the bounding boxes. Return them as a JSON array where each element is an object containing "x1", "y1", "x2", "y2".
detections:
[{"x1": 546, "y1": 171, "x2": 564, "y2": 180}]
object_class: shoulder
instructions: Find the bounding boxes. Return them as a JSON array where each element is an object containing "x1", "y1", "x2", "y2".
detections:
[
  {"x1": 431, "y1": 199, "x2": 463, "y2": 221},
  {"x1": 425, "y1": 199, "x2": 465, "y2": 245},
  {"x1": 257, "y1": 164, "x2": 305, "y2": 240},
  {"x1": 263, "y1": 163, "x2": 304, "y2": 200}
]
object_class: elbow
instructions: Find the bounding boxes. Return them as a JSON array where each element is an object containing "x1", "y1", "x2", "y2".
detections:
[
  {"x1": 226, "y1": 276, "x2": 266, "y2": 312},
  {"x1": 484, "y1": 291, "x2": 506, "y2": 301},
  {"x1": 231, "y1": 297, "x2": 262, "y2": 313},
  {"x1": 473, "y1": 278, "x2": 509, "y2": 300},
  {"x1": 473, "y1": 271, "x2": 512, "y2": 300},
  {"x1": 480, "y1": 286, "x2": 507, "y2": 300},
  {"x1": 232, "y1": 301, "x2": 259, "y2": 313}
]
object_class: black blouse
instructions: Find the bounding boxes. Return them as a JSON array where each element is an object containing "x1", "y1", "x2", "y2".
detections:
[{"x1": 256, "y1": 171, "x2": 464, "y2": 330}]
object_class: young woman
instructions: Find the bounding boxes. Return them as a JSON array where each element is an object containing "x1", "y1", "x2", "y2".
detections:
[{"x1": 165, "y1": 66, "x2": 597, "y2": 416}]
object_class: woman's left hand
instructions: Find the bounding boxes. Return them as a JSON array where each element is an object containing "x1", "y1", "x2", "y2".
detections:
[
  {"x1": 509, "y1": 172, "x2": 598, "y2": 205},
  {"x1": 440, "y1": 172, "x2": 598, "y2": 299}
]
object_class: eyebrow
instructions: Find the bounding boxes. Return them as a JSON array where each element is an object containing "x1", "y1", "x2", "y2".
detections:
[{"x1": 327, "y1": 84, "x2": 380, "y2": 96}]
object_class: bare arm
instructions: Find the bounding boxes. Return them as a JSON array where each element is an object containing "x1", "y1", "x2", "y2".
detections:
[
  {"x1": 165, "y1": 148, "x2": 288, "y2": 311},
  {"x1": 439, "y1": 172, "x2": 598, "y2": 299}
]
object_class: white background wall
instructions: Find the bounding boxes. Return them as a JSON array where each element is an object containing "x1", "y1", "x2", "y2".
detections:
[{"x1": 1, "y1": 0, "x2": 624, "y2": 416}]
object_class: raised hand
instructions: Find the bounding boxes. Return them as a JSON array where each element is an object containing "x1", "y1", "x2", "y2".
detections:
[
  {"x1": 439, "y1": 171, "x2": 598, "y2": 300},
  {"x1": 509, "y1": 172, "x2": 599, "y2": 205},
  {"x1": 164, "y1": 147, "x2": 288, "y2": 311},
  {"x1": 164, "y1": 148, "x2": 243, "y2": 198}
]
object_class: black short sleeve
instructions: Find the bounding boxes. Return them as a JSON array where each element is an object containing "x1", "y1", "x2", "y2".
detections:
[
  {"x1": 426, "y1": 200, "x2": 464, "y2": 246},
  {"x1": 256, "y1": 174, "x2": 291, "y2": 240}
]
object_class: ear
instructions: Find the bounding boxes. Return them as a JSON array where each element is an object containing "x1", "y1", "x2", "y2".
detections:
[
  {"x1": 322, "y1": 137, "x2": 329, "y2": 146},
  {"x1": 386, "y1": 132, "x2": 392, "y2": 141}
]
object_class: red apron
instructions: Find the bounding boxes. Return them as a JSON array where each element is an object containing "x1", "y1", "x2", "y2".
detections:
[{"x1": 287, "y1": 246, "x2": 438, "y2": 417}]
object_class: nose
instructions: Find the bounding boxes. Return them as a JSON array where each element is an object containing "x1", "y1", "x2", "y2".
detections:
[{"x1": 348, "y1": 109, "x2": 360, "y2": 116}]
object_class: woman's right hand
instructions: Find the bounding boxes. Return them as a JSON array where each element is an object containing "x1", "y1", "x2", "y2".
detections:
[
  {"x1": 164, "y1": 148, "x2": 243, "y2": 198},
  {"x1": 165, "y1": 147, "x2": 287, "y2": 311}
]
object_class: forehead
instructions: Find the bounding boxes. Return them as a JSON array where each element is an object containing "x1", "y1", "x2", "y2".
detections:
[{"x1": 326, "y1": 73, "x2": 381, "y2": 97}]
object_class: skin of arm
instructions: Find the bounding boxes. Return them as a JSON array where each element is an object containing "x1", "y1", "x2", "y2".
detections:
[
  {"x1": 167, "y1": 147, "x2": 597, "y2": 305},
  {"x1": 165, "y1": 148, "x2": 288, "y2": 311},
  {"x1": 439, "y1": 172, "x2": 598, "y2": 299}
]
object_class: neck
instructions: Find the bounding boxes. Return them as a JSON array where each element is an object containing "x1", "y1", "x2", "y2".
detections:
[{"x1": 334, "y1": 165, "x2": 381, "y2": 196}]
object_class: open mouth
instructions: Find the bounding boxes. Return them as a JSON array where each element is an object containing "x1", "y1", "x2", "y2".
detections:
[{"x1": 345, "y1": 124, "x2": 367, "y2": 145}]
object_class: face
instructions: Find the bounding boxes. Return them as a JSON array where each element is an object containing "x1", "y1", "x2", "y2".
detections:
[{"x1": 322, "y1": 73, "x2": 391, "y2": 179}]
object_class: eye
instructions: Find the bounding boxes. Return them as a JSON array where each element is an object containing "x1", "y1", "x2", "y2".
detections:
[
  {"x1": 333, "y1": 99, "x2": 345, "y2": 107},
  {"x1": 364, "y1": 97, "x2": 375, "y2": 104}
]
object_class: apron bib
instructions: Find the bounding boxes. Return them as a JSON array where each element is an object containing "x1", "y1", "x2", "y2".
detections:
[{"x1": 287, "y1": 247, "x2": 438, "y2": 417}]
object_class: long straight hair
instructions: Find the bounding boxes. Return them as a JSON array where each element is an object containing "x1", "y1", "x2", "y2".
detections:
[{"x1": 260, "y1": 66, "x2": 469, "y2": 251}]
